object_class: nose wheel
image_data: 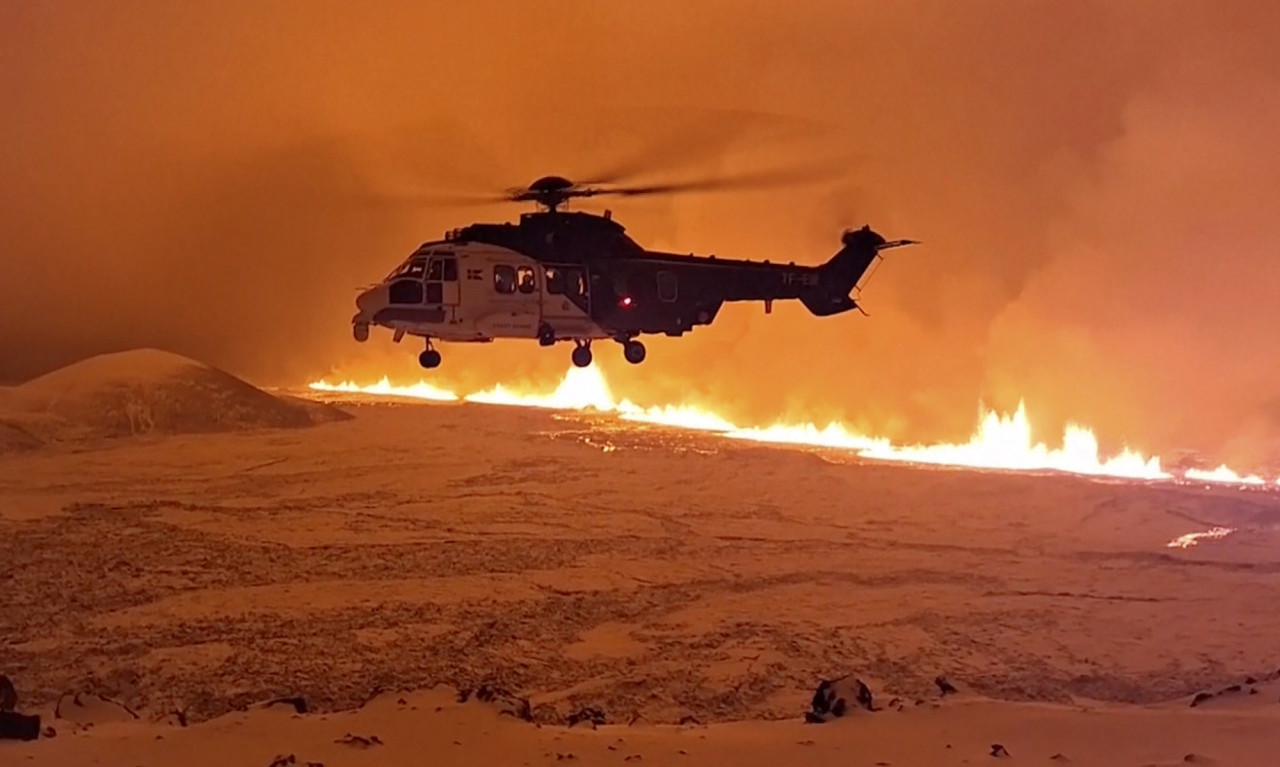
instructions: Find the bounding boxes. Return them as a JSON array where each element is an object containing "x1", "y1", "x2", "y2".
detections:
[
  {"x1": 571, "y1": 341, "x2": 593, "y2": 368},
  {"x1": 418, "y1": 340, "x2": 441, "y2": 369}
]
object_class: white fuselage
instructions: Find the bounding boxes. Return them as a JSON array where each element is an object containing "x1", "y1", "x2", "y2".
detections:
[{"x1": 352, "y1": 242, "x2": 610, "y2": 344}]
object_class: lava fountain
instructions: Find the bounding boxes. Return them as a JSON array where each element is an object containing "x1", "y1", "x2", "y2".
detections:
[{"x1": 309, "y1": 365, "x2": 1275, "y2": 486}]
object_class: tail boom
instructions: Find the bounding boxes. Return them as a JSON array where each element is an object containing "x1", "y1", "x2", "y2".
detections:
[{"x1": 801, "y1": 226, "x2": 913, "y2": 316}]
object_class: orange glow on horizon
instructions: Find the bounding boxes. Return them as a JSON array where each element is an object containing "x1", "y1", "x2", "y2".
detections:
[{"x1": 308, "y1": 366, "x2": 1277, "y2": 487}]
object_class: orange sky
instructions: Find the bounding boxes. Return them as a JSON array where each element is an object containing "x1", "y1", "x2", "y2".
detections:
[{"x1": 3, "y1": 1, "x2": 1280, "y2": 463}]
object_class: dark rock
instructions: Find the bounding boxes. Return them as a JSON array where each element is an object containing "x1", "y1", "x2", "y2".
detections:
[
  {"x1": 568, "y1": 708, "x2": 606, "y2": 728},
  {"x1": 267, "y1": 756, "x2": 296, "y2": 767},
  {"x1": 1245, "y1": 676, "x2": 1257, "y2": 684},
  {"x1": 678, "y1": 715, "x2": 701, "y2": 726},
  {"x1": 1190, "y1": 692, "x2": 1214, "y2": 707},
  {"x1": 0, "y1": 712, "x2": 40, "y2": 741},
  {"x1": 335, "y1": 733, "x2": 383, "y2": 748},
  {"x1": 0, "y1": 676, "x2": 15, "y2": 713},
  {"x1": 807, "y1": 676, "x2": 875, "y2": 722},
  {"x1": 1050, "y1": 753, "x2": 1070, "y2": 761},
  {"x1": 1221, "y1": 684, "x2": 1241, "y2": 694},
  {"x1": 810, "y1": 680, "x2": 833, "y2": 713},
  {"x1": 990, "y1": 743, "x2": 1010, "y2": 757},
  {"x1": 42, "y1": 726, "x2": 56, "y2": 739},
  {"x1": 468, "y1": 684, "x2": 531, "y2": 721},
  {"x1": 856, "y1": 680, "x2": 874, "y2": 710},
  {"x1": 265, "y1": 697, "x2": 308, "y2": 714},
  {"x1": 935, "y1": 676, "x2": 959, "y2": 696},
  {"x1": 1250, "y1": 687, "x2": 1258, "y2": 695},
  {"x1": 456, "y1": 688, "x2": 472, "y2": 703}
]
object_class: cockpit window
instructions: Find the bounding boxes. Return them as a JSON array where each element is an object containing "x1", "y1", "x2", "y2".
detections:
[
  {"x1": 389, "y1": 279, "x2": 424, "y2": 305},
  {"x1": 387, "y1": 258, "x2": 426, "y2": 281}
]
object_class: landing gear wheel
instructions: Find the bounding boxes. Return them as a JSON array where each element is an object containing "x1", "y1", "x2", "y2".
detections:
[
  {"x1": 418, "y1": 349, "x2": 442, "y2": 369},
  {"x1": 353, "y1": 323, "x2": 369, "y2": 343},
  {"x1": 571, "y1": 344, "x2": 593, "y2": 368},
  {"x1": 537, "y1": 324, "x2": 556, "y2": 347},
  {"x1": 622, "y1": 340, "x2": 646, "y2": 365}
]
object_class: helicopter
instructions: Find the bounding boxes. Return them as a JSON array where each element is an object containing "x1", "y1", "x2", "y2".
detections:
[{"x1": 351, "y1": 174, "x2": 915, "y2": 369}]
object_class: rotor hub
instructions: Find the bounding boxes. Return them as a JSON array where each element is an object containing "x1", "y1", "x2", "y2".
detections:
[{"x1": 514, "y1": 176, "x2": 586, "y2": 212}]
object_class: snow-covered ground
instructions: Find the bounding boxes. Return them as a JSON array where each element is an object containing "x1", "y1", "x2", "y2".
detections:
[{"x1": 4, "y1": 362, "x2": 1280, "y2": 764}]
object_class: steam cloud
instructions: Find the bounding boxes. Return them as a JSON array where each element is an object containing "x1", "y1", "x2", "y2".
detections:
[{"x1": 2, "y1": 0, "x2": 1278, "y2": 463}]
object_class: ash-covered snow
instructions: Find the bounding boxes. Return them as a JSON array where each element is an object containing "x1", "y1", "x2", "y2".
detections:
[{"x1": 0, "y1": 348, "x2": 347, "y2": 443}]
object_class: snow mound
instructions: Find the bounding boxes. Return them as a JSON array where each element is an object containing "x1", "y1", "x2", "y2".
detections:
[{"x1": 4, "y1": 349, "x2": 347, "y2": 441}]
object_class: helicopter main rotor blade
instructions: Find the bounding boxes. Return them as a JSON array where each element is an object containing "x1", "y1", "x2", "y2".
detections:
[
  {"x1": 593, "y1": 162, "x2": 847, "y2": 198},
  {"x1": 355, "y1": 190, "x2": 515, "y2": 208},
  {"x1": 577, "y1": 108, "x2": 835, "y2": 186}
]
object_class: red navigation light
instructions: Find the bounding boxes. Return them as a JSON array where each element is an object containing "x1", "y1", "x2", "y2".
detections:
[{"x1": 619, "y1": 296, "x2": 634, "y2": 308}]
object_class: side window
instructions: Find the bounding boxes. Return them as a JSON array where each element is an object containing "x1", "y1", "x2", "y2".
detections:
[
  {"x1": 657, "y1": 271, "x2": 678, "y2": 302},
  {"x1": 546, "y1": 267, "x2": 566, "y2": 295},
  {"x1": 405, "y1": 260, "x2": 426, "y2": 279},
  {"x1": 425, "y1": 282, "x2": 443, "y2": 304},
  {"x1": 568, "y1": 267, "x2": 586, "y2": 297},
  {"x1": 442, "y1": 258, "x2": 457, "y2": 282},
  {"x1": 426, "y1": 259, "x2": 443, "y2": 281},
  {"x1": 493, "y1": 264, "x2": 516, "y2": 294},
  {"x1": 516, "y1": 266, "x2": 536, "y2": 294}
]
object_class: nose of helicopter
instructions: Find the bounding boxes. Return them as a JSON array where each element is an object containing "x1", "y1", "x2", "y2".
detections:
[
  {"x1": 355, "y1": 285, "x2": 381, "y2": 313},
  {"x1": 352, "y1": 284, "x2": 386, "y2": 342}
]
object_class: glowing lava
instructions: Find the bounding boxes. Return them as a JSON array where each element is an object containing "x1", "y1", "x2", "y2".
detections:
[
  {"x1": 468, "y1": 366, "x2": 739, "y2": 431},
  {"x1": 307, "y1": 376, "x2": 458, "y2": 401},
  {"x1": 308, "y1": 366, "x2": 1272, "y2": 486},
  {"x1": 1184, "y1": 465, "x2": 1267, "y2": 486},
  {"x1": 858, "y1": 407, "x2": 1166, "y2": 479}
]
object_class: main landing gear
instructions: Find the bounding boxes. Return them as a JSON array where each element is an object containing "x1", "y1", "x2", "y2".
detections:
[
  {"x1": 616, "y1": 335, "x2": 646, "y2": 365},
  {"x1": 561, "y1": 334, "x2": 646, "y2": 367},
  {"x1": 622, "y1": 339, "x2": 646, "y2": 364},
  {"x1": 418, "y1": 340, "x2": 441, "y2": 369}
]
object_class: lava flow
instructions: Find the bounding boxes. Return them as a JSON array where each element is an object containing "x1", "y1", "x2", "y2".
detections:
[{"x1": 309, "y1": 366, "x2": 1277, "y2": 487}]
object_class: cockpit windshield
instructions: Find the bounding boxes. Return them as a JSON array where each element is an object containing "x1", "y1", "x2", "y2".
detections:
[{"x1": 386, "y1": 258, "x2": 427, "y2": 281}]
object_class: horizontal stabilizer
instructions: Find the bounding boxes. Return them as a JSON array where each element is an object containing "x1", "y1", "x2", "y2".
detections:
[{"x1": 801, "y1": 292, "x2": 857, "y2": 317}]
